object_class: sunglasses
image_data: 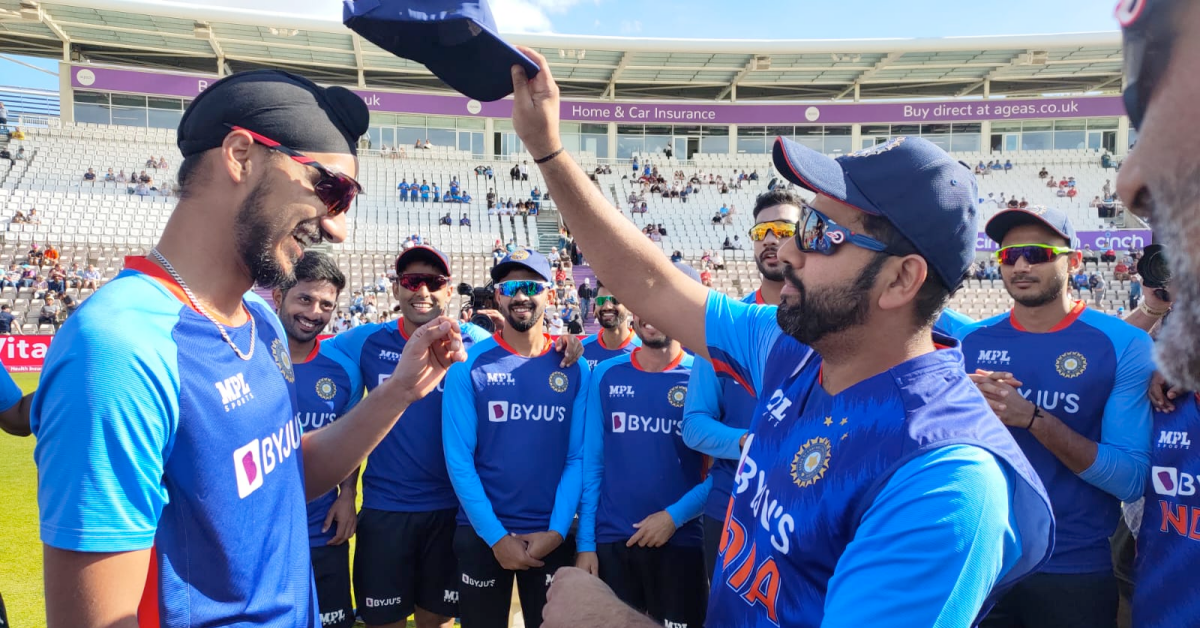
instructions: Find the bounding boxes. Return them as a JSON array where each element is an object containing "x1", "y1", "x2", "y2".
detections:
[
  {"x1": 496, "y1": 280, "x2": 552, "y2": 298},
  {"x1": 995, "y1": 244, "x2": 1075, "y2": 266},
  {"x1": 397, "y1": 273, "x2": 450, "y2": 292},
  {"x1": 595, "y1": 295, "x2": 620, "y2": 308},
  {"x1": 226, "y1": 124, "x2": 363, "y2": 216},
  {"x1": 748, "y1": 220, "x2": 798, "y2": 242},
  {"x1": 795, "y1": 204, "x2": 889, "y2": 256},
  {"x1": 1118, "y1": 0, "x2": 1175, "y2": 130}
]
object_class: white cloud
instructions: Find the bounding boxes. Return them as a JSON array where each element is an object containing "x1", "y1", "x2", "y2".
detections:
[
  {"x1": 619, "y1": 19, "x2": 642, "y2": 34},
  {"x1": 491, "y1": 0, "x2": 556, "y2": 33}
]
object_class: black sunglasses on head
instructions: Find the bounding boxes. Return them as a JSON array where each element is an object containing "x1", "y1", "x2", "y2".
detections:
[{"x1": 225, "y1": 124, "x2": 363, "y2": 216}]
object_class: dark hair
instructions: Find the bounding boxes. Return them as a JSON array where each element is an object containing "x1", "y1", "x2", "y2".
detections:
[
  {"x1": 279, "y1": 250, "x2": 346, "y2": 295},
  {"x1": 859, "y1": 213, "x2": 958, "y2": 328},
  {"x1": 752, "y1": 188, "x2": 808, "y2": 220},
  {"x1": 175, "y1": 152, "x2": 206, "y2": 199}
]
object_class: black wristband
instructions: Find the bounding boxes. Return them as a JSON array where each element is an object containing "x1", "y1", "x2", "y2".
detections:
[
  {"x1": 1026, "y1": 407, "x2": 1041, "y2": 430},
  {"x1": 534, "y1": 147, "x2": 565, "y2": 164}
]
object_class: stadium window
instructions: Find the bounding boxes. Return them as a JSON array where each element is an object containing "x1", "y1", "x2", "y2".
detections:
[
  {"x1": 766, "y1": 126, "x2": 794, "y2": 141},
  {"x1": 861, "y1": 124, "x2": 890, "y2": 137},
  {"x1": 824, "y1": 126, "x2": 851, "y2": 136},
  {"x1": 824, "y1": 135, "x2": 853, "y2": 155},
  {"x1": 891, "y1": 124, "x2": 920, "y2": 137},
  {"x1": 617, "y1": 135, "x2": 645, "y2": 160},
  {"x1": 74, "y1": 103, "x2": 111, "y2": 125},
  {"x1": 1021, "y1": 131, "x2": 1053, "y2": 151},
  {"x1": 147, "y1": 109, "x2": 182, "y2": 129},
  {"x1": 1085, "y1": 117, "x2": 1119, "y2": 130},
  {"x1": 951, "y1": 133, "x2": 982, "y2": 152},
  {"x1": 737, "y1": 126, "x2": 768, "y2": 154},
  {"x1": 581, "y1": 133, "x2": 608, "y2": 159},
  {"x1": 111, "y1": 106, "x2": 147, "y2": 128}
]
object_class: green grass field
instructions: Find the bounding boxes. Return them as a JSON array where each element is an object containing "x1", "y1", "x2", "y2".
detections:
[{"x1": 0, "y1": 372, "x2": 433, "y2": 628}]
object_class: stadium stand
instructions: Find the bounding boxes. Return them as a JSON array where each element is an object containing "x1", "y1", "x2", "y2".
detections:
[{"x1": 0, "y1": 121, "x2": 1140, "y2": 334}]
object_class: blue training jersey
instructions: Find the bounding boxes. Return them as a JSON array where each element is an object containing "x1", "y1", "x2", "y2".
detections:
[
  {"x1": 31, "y1": 256, "x2": 318, "y2": 628},
  {"x1": 958, "y1": 302, "x2": 1154, "y2": 573},
  {"x1": 0, "y1": 358, "x2": 22, "y2": 411},
  {"x1": 703, "y1": 292, "x2": 1054, "y2": 628},
  {"x1": 934, "y1": 307, "x2": 974, "y2": 337},
  {"x1": 580, "y1": 331, "x2": 640, "y2": 370},
  {"x1": 324, "y1": 319, "x2": 491, "y2": 513},
  {"x1": 443, "y1": 334, "x2": 590, "y2": 545},
  {"x1": 294, "y1": 339, "x2": 364, "y2": 547},
  {"x1": 578, "y1": 349, "x2": 711, "y2": 551},
  {"x1": 683, "y1": 290, "x2": 761, "y2": 522},
  {"x1": 1136, "y1": 394, "x2": 1200, "y2": 628}
]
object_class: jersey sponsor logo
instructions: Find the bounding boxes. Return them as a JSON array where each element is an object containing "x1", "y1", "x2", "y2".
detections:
[
  {"x1": 586, "y1": 358, "x2": 601, "y2": 370},
  {"x1": 665, "y1": 622, "x2": 689, "y2": 628},
  {"x1": 721, "y1": 457, "x2": 786, "y2": 625},
  {"x1": 444, "y1": 590, "x2": 459, "y2": 603},
  {"x1": 1055, "y1": 351, "x2": 1087, "y2": 378},
  {"x1": 546, "y1": 573, "x2": 555, "y2": 586},
  {"x1": 489, "y1": 401, "x2": 510, "y2": 422},
  {"x1": 612, "y1": 411, "x2": 626, "y2": 433},
  {"x1": 272, "y1": 338, "x2": 295, "y2": 383},
  {"x1": 487, "y1": 372, "x2": 517, "y2": 385},
  {"x1": 297, "y1": 410, "x2": 339, "y2": 431},
  {"x1": 611, "y1": 412, "x2": 682, "y2": 435},
  {"x1": 609, "y1": 385, "x2": 636, "y2": 398},
  {"x1": 1017, "y1": 388, "x2": 1081, "y2": 414},
  {"x1": 462, "y1": 574, "x2": 496, "y2": 588},
  {"x1": 668, "y1": 385, "x2": 687, "y2": 408},
  {"x1": 316, "y1": 377, "x2": 337, "y2": 400},
  {"x1": 976, "y1": 349, "x2": 1012, "y2": 366},
  {"x1": 319, "y1": 609, "x2": 346, "y2": 626},
  {"x1": 489, "y1": 401, "x2": 567, "y2": 422},
  {"x1": 549, "y1": 371, "x2": 570, "y2": 393},
  {"x1": 790, "y1": 437, "x2": 832, "y2": 488},
  {"x1": 365, "y1": 596, "x2": 403, "y2": 608},
  {"x1": 232, "y1": 417, "x2": 302, "y2": 499},
  {"x1": 378, "y1": 349, "x2": 402, "y2": 363},
  {"x1": 764, "y1": 389, "x2": 793, "y2": 427},
  {"x1": 733, "y1": 450, "x2": 796, "y2": 556},
  {"x1": 1158, "y1": 431, "x2": 1192, "y2": 449},
  {"x1": 215, "y1": 372, "x2": 254, "y2": 411},
  {"x1": 1153, "y1": 466, "x2": 1197, "y2": 497}
]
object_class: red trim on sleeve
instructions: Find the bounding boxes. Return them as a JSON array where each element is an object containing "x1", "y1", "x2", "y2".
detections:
[
  {"x1": 713, "y1": 359, "x2": 755, "y2": 396},
  {"x1": 137, "y1": 546, "x2": 161, "y2": 628}
]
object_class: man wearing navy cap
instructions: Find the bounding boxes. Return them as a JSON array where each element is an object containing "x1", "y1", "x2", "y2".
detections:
[
  {"x1": 31, "y1": 69, "x2": 467, "y2": 628},
  {"x1": 443, "y1": 248, "x2": 590, "y2": 628},
  {"x1": 957, "y1": 207, "x2": 1154, "y2": 628},
  {"x1": 506, "y1": 50, "x2": 1053, "y2": 628}
]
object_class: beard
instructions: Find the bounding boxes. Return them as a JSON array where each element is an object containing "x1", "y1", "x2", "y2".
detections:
[
  {"x1": 755, "y1": 248, "x2": 785, "y2": 282},
  {"x1": 502, "y1": 300, "x2": 545, "y2": 332},
  {"x1": 776, "y1": 255, "x2": 885, "y2": 346},
  {"x1": 234, "y1": 178, "x2": 321, "y2": 288},
  {"x1": 1146, "y1": 172, "x2": 1200, "y2": 390},
  {"x1": 281, "y1": 311, "x2": 324, "y2": 344},
  {"x1": 597, "y1": 309, "x2": 627, "y2": 330},
  {"x1": 640, "y1": 334, "x2": 673, "y2": 349},
  {"x1": 1005, "y1": 271, "x2": 1066, "y2": 308}
]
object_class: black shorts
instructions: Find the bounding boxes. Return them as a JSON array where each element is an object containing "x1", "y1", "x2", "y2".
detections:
[
  {"x1": 353, "y1": 508, "x2": 460, "y2": 625},
  {"x1": 596, "y1": 542, "x2": 708, "y2": 628},
  {"x1": 453, "y1": 525, "x2": 576, "y2": 628},
  {"x1": 310, "y1": 543, "x2": 354, "y2": 628},
  {"x1": 702, "y1": 514, "x2": 723, "y2": 580},
  {"x1": 980, "y1": 571, "x2": 1118, "y2": 628}
]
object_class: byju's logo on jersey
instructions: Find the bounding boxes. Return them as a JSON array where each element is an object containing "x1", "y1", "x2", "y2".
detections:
[
  {"x1": 549, "y1": 371, "x2": 570, "y2": 393},
  {"x1": 1055, "y1": 351, "x2": 1087, "y2": 378},
  {"x1": 1152, "y1": 466, "x2": 1197, "y2": 497},
  {"x1": 487, "y1": 372, "x2": 517, "y2": 386},
  {"x1": 668, "y1": 385, "x2": 687, "y2": 408},
  {"x1": 612, "y1": 412, "x2": 626, "y2": 433},
  {"x1": 232, "y1": 418, "x2": 302, "y2": 499},
  {"x1": 215, "y1": 373, "x2": 254, "y2": 412},
  {"x1": 976, "y1": 349, "x2": 1012, "y2": 366},
  {"x1": 232, "y1": 440, "x2": 264, "y2": 498},
  {"x1": 1158, "y1": 430, "x2": 1192, "y2": 450},
  {"x1": 489, "y1": 401, "x2": 510, "y2": 422},
  {"x1": 609, "y1": 385, "x2": 635, "y2": 398}
]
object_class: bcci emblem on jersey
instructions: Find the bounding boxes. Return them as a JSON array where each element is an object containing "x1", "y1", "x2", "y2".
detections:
[
  {"x1": 791, "y1": 436, "x2": 832, "y2": 488},
  {"x1": 316, "y1": 377, "x2": 337, "y2": 400},
  {"x1": 549, "y1": 371, "x2": 569, "y2": 393},
  {"x1": 271, "y1": 338, "x2": 295, "y2": 383},
  {"x1": 667, "y1": 385, "x2": 687, "y2": 408},
  {"x1": 1055, "y1": 351, "x2": 1087, "y2": 379}
]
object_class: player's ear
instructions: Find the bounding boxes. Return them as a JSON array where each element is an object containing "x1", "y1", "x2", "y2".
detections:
[
  {"x1": 878, "y1": 254, "x2": 927, "y2": 312},
  {"x1": 272, "y1": 288, "x2": 285, "y2": 310}
]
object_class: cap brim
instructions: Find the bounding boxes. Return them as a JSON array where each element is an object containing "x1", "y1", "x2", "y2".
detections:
[
  {"x1": 396, "y1": 246, "x2": 450, "y2": 275},
  {"x1": 984, "y1": 209, "x2": 1072, "y2": 246},
  {"x1": 772, "y1": 137, "x2": 876, "y2": 212},
  {"x1": 423, "y1": 28, "x2": 539, "y2": 102},
  {"x1": 491, "y1": 261, "x2": 551, "y2": 283}
]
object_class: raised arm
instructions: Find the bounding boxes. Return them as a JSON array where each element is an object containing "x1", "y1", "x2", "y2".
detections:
[{"x1": 509, "y1": 48, "x2": 711, "y2": 359}]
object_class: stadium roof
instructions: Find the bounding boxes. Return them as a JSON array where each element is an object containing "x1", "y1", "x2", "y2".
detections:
[{"x1": 0, "y1": 0, "x2": 1126, "y2": 102}]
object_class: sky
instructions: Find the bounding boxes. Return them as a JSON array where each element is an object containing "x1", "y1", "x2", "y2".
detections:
[{"x1": 1, "y1": 0, "x2": 1122, "y2": 92}]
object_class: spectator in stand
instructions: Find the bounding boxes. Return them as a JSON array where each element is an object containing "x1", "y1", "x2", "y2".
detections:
[
  {"x1": 0, "y1": 264, "x2": 18, "y2": 289},
  {"x1": 8, "y1": 127, "x2": 24, "y2": 141},
  {"x1": 1128, "y1": 274, "x2": 1142, "y2": 312},
  {"x1": 26, "y1": 209, "x2": 38, "y2": 224},
  {"x1": 699, "y1": 268, "x2": 712, "y2": 287},
  {"x1": 1018, "y1": 197, "x2": 1029, "y2": 209},
  {"x1": 1114, "y1": 259, "x2": 1131, "y2": 281},
  {"x1": 0, "y1": 101, "x2": 6, "y2": 130},
  {"x1": 135, "y1": 182, "x2": 150, "y2": 197},
  {"x1": 116, "y1": 170, "x2": 128, "y2": 183},
  {"x1": 1067, "y1": 187, "x2": 1078, "y2": 201},
  {"x1": 61, "y1": 294, "x2": 77, "y2": 320},
  {"x1": 0, "y1": 146, "x2": 12, "y2": 168},
  {"x1": 1081, "y1": 244, "x2": 1098, "y2": 266},
  {"x1": 1090, "y1": 196, "x2": 1103, "y2": 208},
  {"x1": 47, "y1": 264, "x2": 66, "y2": 295},
  {"x1": 1007, "y1": 197, "x2": 1019, "y2": 208},
  {"x1": 14, "y1": 147, "x2": 23, "y2": 161},
  {"x1": 460, "y1": 213, "x2": 471, "y2": 227},
  {"x1": 1067, "y1": 176, "x2": 1077, "y2": 188},
  {"x1": 1059, "y1": 177, "x2": 1069, "y2": 188},
  {"x1": 398, "y1": 178, "x2": 410, "y2": 200},
  {"x1": 1073, "y1": 270, "x2": 1090, "y2": 298},
  {"x1": 18, "y1": 264, "x2": 37, "y2": 289},
  {"x1": 1056, "y1": 187, "x2": 1068, "y2": 198},
  {"x1": 1090, "y1": 272, "x2": 1106, "y2": 305},
  {"x1": 83, "y1": 168, "x2": 97, "y2": 183},
  {"x1": 104, "y1": 168, "x2": 115, "y2": 182},
  {"x1": 439, "y1": 212, "x2": 452, "y2": 226},
  {"x1": 0, "y1": 304, "x2": 16, "y2": 335},
  {"x1": 1004, "y1": 159, "x2": 1013, "y2": 172},
  {"x1": 43, "y1": 244, "x2": 59, "y2": 267},
  {"x1": 519, "y1": 160, "x2": 529, "y2": 181},
  {"x1": 577, "y1": 279, "x2": 594, "y2": 321},
  {"x1": 419, "y1": 180, "x2": 430, "y2": 203},
  {"x1": 1046, "y1": 176, "x2": 1058, "y2": 188},
  {"x1": 1102, "y1": 247, "x2": 1117, "y2": 263},
  {"x1": 139, "y1": 170, "x2": 151, "y2": 183},
  {"x1": 432, "y1": 183, "x2": 440, "y2": 202},
  {"x1": 26, "y1": 244, "x2": 41, "y2": 266},
  {"x1": 487, "y1": 188, "x2": 497, "y2": 210},
  {"x1": 670, "y1": 250, "x2": 683, "y2": 263},
  {"x1": 146, "y1": 156, "x2": 158, "y2": 169},
  {"x1": 158, "y1": 156, "x2": 168, "y2": 170},
  {"x1": 38, "y1": 295, "x2": 60, "y2": 329},
  {"x1": 79, "y1": 264, "x2": 100, "y2": 290},
  {"x1": 1102, "y1": 180, "x2": 1112, "y2": 198}
]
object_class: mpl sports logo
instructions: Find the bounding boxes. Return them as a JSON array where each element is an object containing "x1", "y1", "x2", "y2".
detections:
[
  {"x1": 232, "y1": 417, "x2": 302, "y2": 499},
  {"x1": 215, "y1": 372, "x2": 254, "y2": 412},
  {"x1": 378, "y1": 349, "x2": 401, "y2": 363},
  {"x1": 1152, "y1": 466, "x2": 1197, "y2": 497},
  {"x1": 1158, "y1": 430, "x2": 1192, "y2": 450},
  {"x1": 609, "y1": 385, "x2": 636, "y2": 398},
  {"x1": 487, "y1": 372, "x2": 517, "y2": 385},
  {"x1": 976, "y1": 349, "x2": 1012, "y2": 366}
]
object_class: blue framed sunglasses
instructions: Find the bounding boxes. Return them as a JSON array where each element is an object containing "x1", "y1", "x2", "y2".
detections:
[
  {"x1": 796, "y1": 203, "x2": 890, "y2": 255},
  {"x1": 496, "y1": 280, "x2": 552, "y2": 297}
]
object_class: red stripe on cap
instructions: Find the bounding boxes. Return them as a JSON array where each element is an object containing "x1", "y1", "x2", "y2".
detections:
[{"x1": 138, "y1": 546, "x2": 161, "y2": 628}]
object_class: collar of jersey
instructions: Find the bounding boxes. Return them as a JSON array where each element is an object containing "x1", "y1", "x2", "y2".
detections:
[
  {"x1": 630, "y1": 347, "x2": 684, "y2": 372},
  {"x1": 124, "y1": 255, "x2": 245, "y2": 326},
  {"x1": 597, "y1": 329, "x2": 634, "y2": 350},
  {"x1": 493, "y1": 331, "x2": 554, "y2": 357},
  {"x1": 1010, "y1": 300, "x2": 1086, "y2": 333},
  {"x1": 754, "y1": 289, "x2": 766, "y2": 305},
  {"x1": 295, "y1": 337, "x2": 321, "y2": 365}
]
